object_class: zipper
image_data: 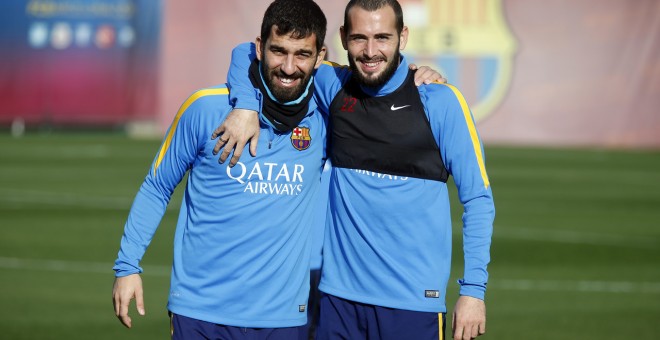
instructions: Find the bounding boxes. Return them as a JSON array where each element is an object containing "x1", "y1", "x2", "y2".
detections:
[{"x1": 267, "y1": 125, "x2": 274, "y2": 149}]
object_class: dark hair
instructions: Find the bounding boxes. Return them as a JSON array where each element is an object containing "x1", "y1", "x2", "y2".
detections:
[
  {"x1": 260, "y1": 0, "x2": 327, "y2": 53},
  {"x1": 344, "y1": 0, "x2": 404, "y2": 35}
]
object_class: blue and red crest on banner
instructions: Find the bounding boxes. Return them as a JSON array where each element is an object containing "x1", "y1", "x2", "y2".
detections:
[
  {"x1": 332, "y1": 0, "x2": 517, "y2": 122},
  {"x1": 401, "y1": 0, "x2": 517, "y2": 121}
]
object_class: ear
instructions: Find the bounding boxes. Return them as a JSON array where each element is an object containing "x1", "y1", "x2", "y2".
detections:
[
  {"x1": 399, "y1": 26, "x2": 409, "y2": 51},
  {"x1": 314, "y1": 45, "x2": 327, "y2": 69},
  {"x1": 339, "y1": 26, "x2": 348, "y2": 50},
  {"x1": 255, "y1": 36, "x2": 263, "y2": 61}
]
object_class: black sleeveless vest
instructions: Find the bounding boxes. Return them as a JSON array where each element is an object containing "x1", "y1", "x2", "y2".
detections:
[{"x1": 329, "y1": 70, "x2": 449, "y2": 182}]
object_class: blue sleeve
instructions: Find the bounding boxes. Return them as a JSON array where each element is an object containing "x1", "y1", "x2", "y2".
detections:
[
  {"x1": 312, "y1": 61, "x2": 352, "y2": 115},
  {"x1": 227, "y1": 42, "x2": 261, "y2": 112},
  {"x1": 422, "y1": 84, "x2": 495, "y2": 300},
  {"x1": 113, "y1": 97, "x2": 204, "y2": 277}
]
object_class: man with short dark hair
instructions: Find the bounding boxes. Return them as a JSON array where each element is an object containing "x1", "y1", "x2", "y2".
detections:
[{"x1": 111, "y1": 1, "x2": 330, "y2": 339}]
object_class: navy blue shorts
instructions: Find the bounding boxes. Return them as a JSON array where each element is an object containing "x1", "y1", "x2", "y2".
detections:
[
  {"x1": 169, "y1": 312, "x2": 308, "y2": 340},
  {"x1": 315, "y1": 294, "x2": 446, "y2": 340}
]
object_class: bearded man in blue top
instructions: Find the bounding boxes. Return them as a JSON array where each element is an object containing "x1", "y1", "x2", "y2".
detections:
[
  {"x1": 111, "y1": 1, "x2": 331, "y2": 339},
  {"x1": 214, "y1": 1, "x2": 495, "y2": 339}
]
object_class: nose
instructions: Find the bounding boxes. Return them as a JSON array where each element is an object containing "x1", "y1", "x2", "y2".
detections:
[
  {"x1": 281, "y1": 54, "x2": 296, "y2": 76},
  {"x1": 365, "y1": 39, "x2": 377, "y2": 59}
]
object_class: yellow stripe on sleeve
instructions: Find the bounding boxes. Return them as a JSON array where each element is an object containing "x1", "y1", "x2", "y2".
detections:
[
  {"x1": 442, "y1": 84, "x2": 490, "y2": 188},
  {"x1": 322, "y1": 60, "x2": 350, "y2": 69},
  {"x1": 153, "y1": 88, "x2": 229, "y2": 176},
  {"x1": 438, "y1": 313, "x2": 444, "y2": 340}
]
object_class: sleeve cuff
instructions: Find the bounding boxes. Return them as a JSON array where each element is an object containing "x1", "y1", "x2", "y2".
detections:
[
  {"x1": 231, "y1": 88, "x2": 261, "y2": 112},
  {"x1": 113, "y1": 263, "x2": 143, "y2": 277},
  {"x1": 457, "y1": 279, "x2": 487, "y2": 300}
]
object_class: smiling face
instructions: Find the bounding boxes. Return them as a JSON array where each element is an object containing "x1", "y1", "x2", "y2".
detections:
[
  {"x1": 341, "y1": 4, "x2": 408, "y2": 87},
  {"x1": 256, "y1": 26, "x2": 326, "y2": 103}
]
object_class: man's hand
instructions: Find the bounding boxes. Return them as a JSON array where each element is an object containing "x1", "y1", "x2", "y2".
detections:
[
  {"x1": 452, "y1": 296, "x2": 486, "y2": 340},
  {"x1": 409, "y1": 63, "x2": 447, "y2": 85},
  {"x1": 211, "y1": 108, "x2": 260, "y2": 167},
  {"x1": 112, "y1": 274, "x2": 145, "y2": 329}
]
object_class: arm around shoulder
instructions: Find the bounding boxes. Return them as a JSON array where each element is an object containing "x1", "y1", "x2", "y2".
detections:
[{"x1": 212, "y1": 42, "x2": 261, "y2": 166}]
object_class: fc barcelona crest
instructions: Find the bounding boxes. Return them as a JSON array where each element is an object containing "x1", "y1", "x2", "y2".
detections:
[
  {"x1": 291, "y1": 126, "x2": 311, "y2": 151},
  {"x1": 403, "y1": 0, "x2": 517, "y2": 121}
]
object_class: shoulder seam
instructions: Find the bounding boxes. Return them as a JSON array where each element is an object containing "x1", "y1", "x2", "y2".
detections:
[
  {"x1": 153, "y1": 87, "x2": 230, "y2": 176},
  {"x1": 322, "y1": 60, "x2": 350, "y2": 69}
]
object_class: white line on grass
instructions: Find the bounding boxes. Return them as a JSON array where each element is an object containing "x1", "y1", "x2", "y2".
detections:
[
  {"x1": 0, "y1": 188, "x2": 131, "y2": 209},
  {"x1": 0, "y1": 144, "x2": 111, "y2": 159},
  {"x1": 493, "y1": 279, "x2": 660, "y2": 294},
  {"x1": 0, "y1": 257, "x2": 169, "y2": 276},
  {"x1": 493, "y1": 226, "x2": 659, "y2": 249},
  {"x1": 0, "y1": 188, "x2": 179, "y2": 211},
  {"x1": 1, "y1": 257, "x2": 659, "y2": 294}
]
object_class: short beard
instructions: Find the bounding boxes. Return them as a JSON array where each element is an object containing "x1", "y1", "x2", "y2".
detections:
[
  {"x1": 260, "y1": 55, "x2": 312, "y2": 103},
  {"x1": 348, "y1": 48, "x2": 400, "y2": 88}
]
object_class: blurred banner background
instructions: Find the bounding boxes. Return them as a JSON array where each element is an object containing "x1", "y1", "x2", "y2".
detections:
[
  {"x1": 0, "y1": 0, "x2": 161, "y2": 126},
  {"x1": 1, "y1": 0, "x2": 658, "y2": 148}
]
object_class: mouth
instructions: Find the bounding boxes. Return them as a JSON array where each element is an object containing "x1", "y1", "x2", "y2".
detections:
[
  {"x1": 359, "y1": 59, "x2": 384, "y2": 73},
  {"x1": 275, "y1": 73, "x2": 302, "y2": 88}
]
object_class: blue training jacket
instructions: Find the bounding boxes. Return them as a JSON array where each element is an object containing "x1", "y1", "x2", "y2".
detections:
[
  {"x1": 228, "y1": 43, "x2": 495, "y2": 313},
  {"x1": 114, "y1": 84, "x2": 327, "y2": 327}
]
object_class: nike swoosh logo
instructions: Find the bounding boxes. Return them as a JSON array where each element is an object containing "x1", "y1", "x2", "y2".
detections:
[{"x1": 390, "y1": 104, "x2": 411, "y2": 111}]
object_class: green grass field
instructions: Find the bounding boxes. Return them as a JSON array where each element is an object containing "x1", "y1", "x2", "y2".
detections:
[{"x1": 1, "y1": 134, "x2": 659, "y2": 339}]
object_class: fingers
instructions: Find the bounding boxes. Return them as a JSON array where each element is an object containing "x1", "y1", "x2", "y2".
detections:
[
  {"x1": 452, "y1": 326, "x2": 461, "y2": 340},
  {"x1": 228, "y1": 128, "x2": 262, "y2": 164},
  {"x1": 248, "y1": 130, "x2": 260, "y2": 157},
  {"x1": 219, "y1": 139, "x2": 238, "y2": 165},
  {"x1": 212, "y1": 125, "x2": 227, "y2": 155},
  {"x1": 112, "y1": 274, "x2": 144, "y2": 329},
  {"x1": 457, "y1": 323, "x2": 483, "y2": 340},
  {"x1": 414, "y1": 67, "x2": 435, "y2": 86},
  {"x1": 453, "y1": 325, "x2": 478, "y2": 340},
  {"x1": 228, "y1": 141, "x2": 245, "y2": 167},
  {"x1": 212, "y1": 124, "x2": 233, "y2": 164},
  {"x1": 459, "y1": 321, "x2": 484, "y2": 338},
  {"x1": 211, "y1": 124, "x2": 224, "y2": 140},
  {"x1": 472, "y1": 324, "x2": 480, "y2": 338},
  {"x1": 113, "y1": 279, "x2": 131, "y2": 328},
  {"x1": 414, "y1": 66, "x2": 447, "y2": 85},
  {"x1": 452, "y1": 296, "x2": 486, "y2": 339},
  {"x1": 212, "y1": 109, "x2": 260, "y2": 165},
  {"x1": 468, "y1": 324, "x2": 478, "y2": 340},
  {"x1": 117, "y1": 292, "x2": 132, "y2": 328},
  {"x1": 113, "y1": 295, "x2": 119, "y2": 317},
  {"x1": 135, "y1": 285, "x2": 145, "y2": 316}
]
